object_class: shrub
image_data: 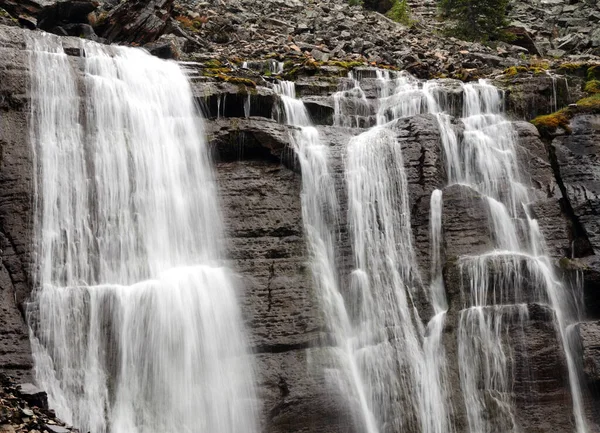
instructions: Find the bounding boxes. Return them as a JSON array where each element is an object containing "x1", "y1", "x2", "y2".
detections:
[
  {"x1": 362, "y1": 0, "x2": 394, "y2": 12},
  {"x1": 438, "y1": 0, "x2": 510, "y2": 41},
  {"x1": 386, "y1": 0, "x2": 412, "y2": 25}
]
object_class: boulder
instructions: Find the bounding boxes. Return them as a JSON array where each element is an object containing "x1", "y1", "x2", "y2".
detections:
[
  {"x1": 98, "y1": 0, "x2": 174, "y2": 44},
  {"x1": 17, "y1": 383, "x2": 48, "y2": 408}
]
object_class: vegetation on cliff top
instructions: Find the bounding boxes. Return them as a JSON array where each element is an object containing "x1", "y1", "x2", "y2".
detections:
[{"x1": 438, "y1": 0, "x2": 510, "y2": 41}]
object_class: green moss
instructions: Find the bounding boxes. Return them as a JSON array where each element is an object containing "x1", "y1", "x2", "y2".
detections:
[
  {"x1": 282, "y1": 66, "x2": 300, "y2": 80},
  {"x1": 587, "y1": 65, "x2": 600, "y2": 81},
  {"x1": 575, "y1": 93, "x2": 600, "y2": 111},
  {"x1": 503, "y1": 65, "x2": 528, "y2": 76},
  {"x1": 584, "y1": 80, "x2": 600, "y2": 94},
  {"x1": 559, "y1": 257, "x2": 574, "y2": 270},
  {"x1": 530, "y1": 93, "x2": 600, "y2": 136},
  {"x1": 559, "y1": 62, "x2": 585, "y2": 70},
  {"x1": 204, "y1": 59, "x2": 223, "y2": 68},
  {"x1": 557, "y1": 62, "x2": 589, "y2": 78},
  {"x1": 503, "y1": 62, "x2": 549, "y2": 77},
  {"x1": 204, "y1": 73, "x2": 256, "y2": 87},
  {"x1": 216, "y1": 74, "x2": 256, "y2": 87},
  {"x1": 326, "y1": 60, "x2": 365, "y2": 69},
  {"x1": 530, "y1": 109, "x2": 572, "y2": 135}
]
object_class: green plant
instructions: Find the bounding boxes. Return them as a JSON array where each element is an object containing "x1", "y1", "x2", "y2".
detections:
[
  {"x1": 438, "y1": 0, "x2": 510, "y2": 41},
  {"x1": 348, "y1": 0, "x2": 364, "y2": 6},
  {"x1": 386, "y1": 0, "x2": 412, "y2": 25}
]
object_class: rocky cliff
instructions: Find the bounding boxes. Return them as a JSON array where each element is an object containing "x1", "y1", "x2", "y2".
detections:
[{"x1": 1, "y1": 0, "x2": 600, "y2": 432}]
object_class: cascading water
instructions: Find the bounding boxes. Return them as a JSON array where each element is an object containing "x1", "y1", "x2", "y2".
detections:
[
  {"x1": 275, "y1": 73, "x2": 452, "y2": 433},
  {"x1": 27, "y1": 33, "x2": 259, "y2": 433},
  {"x1": 281, "y1": 66, "x2": 589, "y2": 433}
]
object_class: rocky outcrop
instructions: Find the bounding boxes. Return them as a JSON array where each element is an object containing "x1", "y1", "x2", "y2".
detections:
[
  {"x1": 551, "y1": 114, "x2": 600, "y2": 254},
  {"x1": 97, "y1": 0, "x2": 174, "y2": 44},
  {"x1": 508, "y1": 0, "x2": 600, "y2": 57},
  {"x1": 578, "y1": 321, "x2": 600, "y2": 386},
  {"x1": 0, "y1": 374, "x2": 79, "y2": 433},
  {"x1": 0, "y1": 26, "x2": 34, "y2": 382}
]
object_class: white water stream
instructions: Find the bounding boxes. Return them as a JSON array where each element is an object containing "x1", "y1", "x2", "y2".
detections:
[
  {"x1": 276, "y1": 68, "x2": 589, "y2": 433},
  {"x1": 27, "y1": 34, "x2": 259, "y2": 433}
]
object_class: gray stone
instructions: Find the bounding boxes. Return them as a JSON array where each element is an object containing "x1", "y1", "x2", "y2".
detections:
[
  {"x1": 552, "y1": 115, "x2": 600, "y2": 253},
  {"x1": 577, "y1": 321, "x2": 600, "y2": 384},
  {"x1": 45, "y1": 425, "x2": 69, "y2": 433},
  {"x1": 17, "y1": 383, "x2": 47, "y2": 408}
]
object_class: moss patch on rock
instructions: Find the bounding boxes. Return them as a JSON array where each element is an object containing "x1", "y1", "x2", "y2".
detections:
[
  {"x1": 531, "y1": 109, "x2": 572, "y2": 135},
  {"x1": 584, "y1": 80, "x2": 600, "y2": 94},
  {"x1": 531, "y1": 94, "x2": 600, "y2": 136}
]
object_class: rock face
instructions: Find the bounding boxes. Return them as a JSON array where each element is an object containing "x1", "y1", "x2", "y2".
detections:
[
  {"x1": 1, "y1": 19, "x2": 600, "y2": 433},
  {"x1": 508, "y1": 0, "x2": 600, "y2": 57},
  {"x1": 0, "y1": 26, "x2": 34, "y2": 382},
  {"x1": 98, "y1": 0, "x2": 175, "y2": 44},
  {"x1": 552, "y1": 114, "x2": 600, "y2": 254}
]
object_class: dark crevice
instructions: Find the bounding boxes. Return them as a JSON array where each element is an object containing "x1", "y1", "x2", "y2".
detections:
[
  {"x1": 267, "y1": 261, "x2": 275, "y2": 312},
  {"x1": 545, "y1": 139, "x2": 594, "y2": 258},
  {"x1": 0, "y1": 226, "x2": 30, "y2": 325},
  {"x1": 251, "y1": 341, "x2": 312, "y2": 354}
]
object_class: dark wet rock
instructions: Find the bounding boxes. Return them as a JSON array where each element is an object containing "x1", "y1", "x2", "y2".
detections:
[
  {"x1": 0, "y1": 25, "x2": 35, "y2": 382},
  {"x1": 581, "y1": 256, "x2": 600, "y2": 319},
  {"x1": 576, "y1": 321, "x2": 600, "y2": 386},
  {"x1": 505, "y1": 26, "x2": 541, "y2": 55},
  {"x1": 191, "y1": 82, "x2": 276, "y2": 120},
  {"x1": 98, "y1": 0, "x2": 174, "y2": 44},
  {"x1": 552, "y1": 114, "x2": 600, "y2": 253},
  {"x1": 17, "y1": 384, "x2": 48, "y2": 409},
  {"x1": 0, "y1": 0, "x2": 99, "y2": 30},
  {"x1": 206, "y1": 117, "x2": 293, "y2": 164},
  {"x1": 441, "y1": 184, "x2": 492, "y2": 260},
  {"x1": 496, "y1": 75, "x2": 574, "y2": 120}
]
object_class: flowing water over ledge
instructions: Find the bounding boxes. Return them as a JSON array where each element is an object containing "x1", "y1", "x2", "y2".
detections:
[
  {"x1": 274, "y1": 70, "x2": 590, "y2": 433},
  {"x1": 26, "y1": 34, "x2": 259, "y2": 433},
  {"x1": 20, "y1": 28, "x2": 592, "y2": 433}
]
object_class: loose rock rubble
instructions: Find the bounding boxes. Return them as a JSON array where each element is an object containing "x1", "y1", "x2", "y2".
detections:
[{"x1": 0, "y1": 374, "x2": 76, "y2": 433}]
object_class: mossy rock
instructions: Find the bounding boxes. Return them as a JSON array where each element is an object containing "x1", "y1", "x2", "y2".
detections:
[
  {"x1": 530, "y1": 94, "x2": 600, "y2": 136},
  {"x1": 503, "y1": 65, "x2": 529, "y2": 77},
  {"x1": 587, "y1": 65, "x2": 600, "y2": 81},
  {"x1": 204, "y1": 73, "x2": 257, "y2": 87},
  {"x1": 584, "y1": 80, "x2": 600, "y2": 94},
  {"x1": 557, "y1": 62, "x2": 589, "y2": 78},
  {"x1": 575, "y1": 93, "x2": 600, "y2": 111},
  {"x1": 531, "y1": 109, "x2": 572, "y2": 135}
]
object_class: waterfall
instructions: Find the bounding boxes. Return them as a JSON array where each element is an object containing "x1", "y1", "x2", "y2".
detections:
[
  {"x1": 273, "y1": 82, "x2": 380, "y2": 432},
  {"x1": 275, "y1": 73, "x2": 452, "y2": 432},
  {"x1": 283, "y1": 66, "x2": 589, "y2": 433},
  {"x1": 27, "y1": 33, "x2": 259, "y2": 433}
]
